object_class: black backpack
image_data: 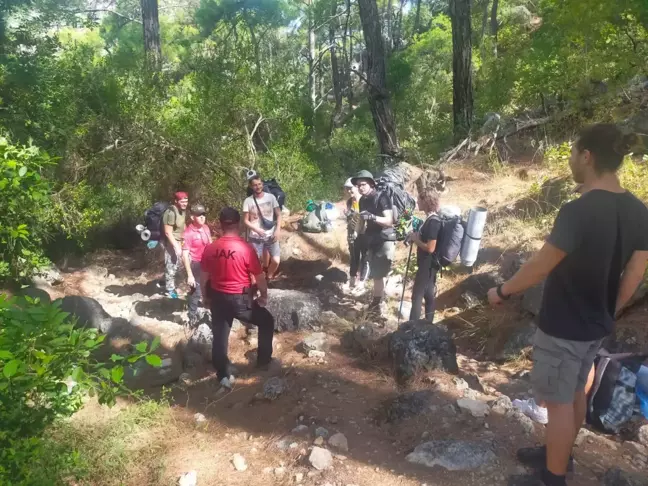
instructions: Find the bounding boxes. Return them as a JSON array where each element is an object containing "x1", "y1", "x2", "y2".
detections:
[
  {"x1": 586, "y1": 352, "x2": 647, "y2": 434},
  {"x1": 433, "y1": 214, "x2": 465, "y2": 268},
  {"x1": 144, "y1": 202, "x2": 171, "y2": 241},
  {"x1": 246, "y1": 178, "x2": 286, "y2": 209},
  {"x1": 374, "y1": 168, "x2": 416, "y2": 222}
]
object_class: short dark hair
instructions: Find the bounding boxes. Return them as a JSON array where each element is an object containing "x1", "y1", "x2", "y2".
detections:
[
  {"x1": 248, "y1": 175, "x2": 262, "y2": 185},
  {"x1": 575, "y1": 124, "x2": 635, "y2": 174},
  {"x1": 219, "y1": 207, "x2": 240, "y2": 229}
]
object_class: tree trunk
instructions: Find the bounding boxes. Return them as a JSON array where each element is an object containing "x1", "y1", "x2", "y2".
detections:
[
  {"x1": 479, "y1": 0, "x2": 490, "y2": 59},
  {"x1": 308, "y1": 1, "x2": 317, "y2": 110},
  {"x1": 141, "y1": 0, "x2": 162, "y2": 69},
  {"x1": 343, "y1": 0, "x2": 353, "y2": 105},
  {"x1": 243, "y1": 9, "x2": 262, "y2": 83},
  {"x1": 413, "y1": 0, "x2": 422, "y2": 36},
  {"x1": 330, "y1": 0, "x2": 343, "y2": 120},
  {"x1": 450, "y1": 0, "x2": 473, "y2": 142},
  {"x1": 357, "y1": 0, "x2": 400, "y2": 160},
  {"x1": 386, "y1": 0, "x2": 393, "y2": 52},
  {"x1": 490, "y1": 0, "x2": 498, "y2": 57}
]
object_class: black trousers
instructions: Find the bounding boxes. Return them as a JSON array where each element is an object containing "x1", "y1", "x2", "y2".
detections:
[
  {"x1": 208, "y1": 288, "x2": 274, "y2": 379},
  {"x1": 409, "y1": 263, "x2": 438, "y2": 322},
  {"x1": 349, "y1": 234, "x2": 370, "y2": 280},
  {"x1": 188, "y1": 261, "x2": 202, "y2": 323}
]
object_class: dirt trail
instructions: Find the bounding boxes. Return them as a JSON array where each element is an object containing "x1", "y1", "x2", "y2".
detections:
[{"x1": 47, "y1": 164, "x2": 648, "y2": 486}]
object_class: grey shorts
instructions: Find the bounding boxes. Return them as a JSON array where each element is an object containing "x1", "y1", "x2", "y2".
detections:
[
  {"x1": 250, "y1": 239, "x2": 281, "y2": 260},
  {"x1": 531, "y1": 328, "x2": 602, "y2": 404},
  {"x1": 368, "y1": 241, "x2": 395, "y2": 279}
]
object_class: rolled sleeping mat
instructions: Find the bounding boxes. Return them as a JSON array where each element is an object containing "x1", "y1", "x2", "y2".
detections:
[
  {"x1": 140, "y1": 229, "x2": 152, "y2": 241},
  {"x1": 460, "y1": 206, "x2": 488, "y2": 267}
]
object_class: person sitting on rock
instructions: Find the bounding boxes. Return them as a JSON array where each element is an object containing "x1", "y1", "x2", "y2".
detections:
[
  {"x1": 344, "y1": 177, "x2": 369, "y2": 293},
  {"x1": 407, "y1": 187, "x2": 442, "y2": 322},
  {"x1": 487, "y1": 124, "x2": 648, "y2": 486},
  {"x1": 162, "y1": 191, "x2": 189, "y2": 299},
  {"x1": 200, "y1": 207, "x2": 276, "y2": 390},
  {"x1": 182, "y1": 203, "x2": 212, "y2": 328},
  {"x1": 351, "y1": 170, "x2": 395, "y2": 316}
]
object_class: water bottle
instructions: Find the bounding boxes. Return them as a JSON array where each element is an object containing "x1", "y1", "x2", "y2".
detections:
[{"x1": 637, "y1": 365, "x2": 648, "y2": 419}]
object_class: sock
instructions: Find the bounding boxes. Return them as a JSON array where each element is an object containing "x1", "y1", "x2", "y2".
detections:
[{"x1": 541, "y1": 468, "x2": 567, "y2": 486}]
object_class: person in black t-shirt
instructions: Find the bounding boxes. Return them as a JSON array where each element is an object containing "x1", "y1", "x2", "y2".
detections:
[
  {"x1": 407, "y1": 187, "x2": 442, "y2": 321},
  {"x1": 351, "y1": 170, "x2": 395, "y2": 315},
  {"x1": 487, "y1": 124, "x2": 648, "y2": 486}
]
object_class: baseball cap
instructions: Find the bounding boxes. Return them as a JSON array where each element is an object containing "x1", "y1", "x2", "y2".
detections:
[
  {"x1": 344, "y1": 177, "x2": 354, "y2": 188},
  {"x1": 190, "y1": 204, "x2": 206, "y2": 215},
  {"x1": 219, "y1": 207, "x2": 240, "y2": 224},
  {"x1": 174, "y1": 191, "x2": 189, "y2": 201}
]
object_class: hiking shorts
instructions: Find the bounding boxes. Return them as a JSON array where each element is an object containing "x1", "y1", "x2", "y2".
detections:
[
  {"x1": 250, "y1": 239, "x2": 281, "y2": 260},
  {"x1": 531, "y1": 328, "x2": 602, "y2": 404},
  {"x1": 368, "y1": 240, "x2": 395, "y2": 279}
]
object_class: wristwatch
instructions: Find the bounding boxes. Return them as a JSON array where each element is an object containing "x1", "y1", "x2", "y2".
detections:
[{"x1": 496, "y1": 284, "x2": 511, "y2": 300}]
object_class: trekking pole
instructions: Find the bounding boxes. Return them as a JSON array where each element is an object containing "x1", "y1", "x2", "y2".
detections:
[{"x1": 398, "y1": 243, "x2": 414, "y2": 326}]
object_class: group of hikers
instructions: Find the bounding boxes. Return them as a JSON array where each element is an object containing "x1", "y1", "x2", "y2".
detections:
[{"x1": 152, "y1": 123, "x2": 648, "y2": 486}]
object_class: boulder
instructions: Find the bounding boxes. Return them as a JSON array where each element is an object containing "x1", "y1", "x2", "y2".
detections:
[
  {"x1": 265, "y1": 289, "x2": 322, "y2": 332},
  {"x1": 302, "y1": 332, "x2": 328, "y2": 353},
  {"x1": 59, "y1": 296, "x2": 114, "y2": 334},
  {"x1": 522, "y1": 284, "x2": 544, "y2": 316},
  {"x1": 187, "y1": 324, "x2": 213, "y2": 362},
  {"x1": 638, "y1": 425, "x2": 648, "y2": 447},
  {"x1": 508, "y1": 5, "x2": 532, "y2": 26},
  {"x1": 405, "y1": 440, "x2": 496, "y2": 471},
  {"x1": 19, "y1": 286, "x2": 51, "y2": 304},
  {"x1": 389, "y1": 320, "x2": 458, "y2": 383},
  {"x1": 383, "y1": 390, "x2": 436, "y2": 423},
  {"x1": 263, "y1": 377, "x2": 286, "y2": 399},
  {"x1": 500, "y1": 322, "x2": 537, "y2": 360},
  {"x1": 328, "y1": 433, "x2": 348, "y2": 452},
  {"x1": 602, "y1": 468, "x2": 648, "y2": 486},
  {"x1": 308, "y1": 447, "x2": 333, "y2": 470},
  {"x1": 481, "y1": 112, "x2": 501, "y2": 135},
  {"x1": 459, "y1": 272, "x2": 503, "y2": 299},
  {"x1": 341, "y1": 323, "x2": 390, "y2": 357},
  {"x1": 33, "y1": 265, "x2": 63, "y2": 286},
  {"x1": 457, "y1": 398, "x2": 489, "y2": 418},
  {"x1": 322, "y1": 267, "x2": 347, "y2": 284}
]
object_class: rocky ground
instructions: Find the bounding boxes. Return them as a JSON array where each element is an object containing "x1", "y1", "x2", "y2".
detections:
[{"x1": 22, "y1": 162, "x2": 648, "y2": 486}]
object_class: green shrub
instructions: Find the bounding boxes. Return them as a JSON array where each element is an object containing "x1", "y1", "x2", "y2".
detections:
[{"x1": 0, "y1": 296, "x2": 158, "y2": 485}]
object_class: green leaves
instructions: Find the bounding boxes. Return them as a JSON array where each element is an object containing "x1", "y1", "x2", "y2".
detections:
[
  {"x1": 110, "y1": 366, "x2": 124, "y2": 383},
  {"x1": 0, "y1": 350, "x2": 14, "y2": 360},
  {"x1": 135, "y1": 341, "x2": 148, "y2": 353},
  {"x1": 145, "y1": 354, "x2": 162, "y2": 367},
  {"x1": 2, "y1": 359, "x2": 20, "y2": 378}
]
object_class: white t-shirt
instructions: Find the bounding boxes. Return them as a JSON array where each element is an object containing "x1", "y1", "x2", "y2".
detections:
[{"x1": 243, "y1": 192, "x2": 279, "y2": 241}]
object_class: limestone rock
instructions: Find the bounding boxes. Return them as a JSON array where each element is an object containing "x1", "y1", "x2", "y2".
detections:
[
  {"x1": 187, "y1": 324, "x2": 213, "y2": 363},
  {"x1": 309, "y1": 447, "x2": 333, "y2": 470},
  {"x1": 178, "y1": 471, "x2": 197, "y2": 486},
  {"x1": 60, "y1": 295, "x2": 114, "y2": 333},
  {"x1": 457, "y1": 398, "x2": 489, "y2": 418},
  {"x1": 389, "y1": 320, "x2": 458, "y2": 383},
  {"x1": 263, "y1": 377, "x2": 286, "y2": 400},
  {"x1": 231, "y1": 453, "x2": 247, "y2": 471},
  {"x1": 383, "y1": 390, "x2": 436, "y2": 423},
  {"x1": 602, "y1": 467, "x2": 648, "y2": 486},
  {"x1": 406, "y1": 440, "x2": 496, "y2": 471},
  {"x1": 302, "y1": 332, "x2": 328, "y2": 353},
  {"x1": 637, "y1": 425, "x2": 648, "y2": 446},
  {"x1": 265, "y1": 289, "x2": 322, "y2": 332},
  {"x1": 328, "y1": 433, "x2": 349, "y2": 452}
]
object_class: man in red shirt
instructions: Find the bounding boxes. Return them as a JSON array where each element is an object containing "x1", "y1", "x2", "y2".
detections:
[
  {"x1": 200, "y1": 207, "x2": 275, "y2": 389},
  {"x1": 182, "y1": 204, "x2": 212, "y2": 328}
]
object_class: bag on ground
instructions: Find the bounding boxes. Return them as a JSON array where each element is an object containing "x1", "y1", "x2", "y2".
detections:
[
  {"x1": 144, "y1": 201, "x2": 171, "y2": 242},
  {"x1": 301, "y1": 210, "x2": 323, "y2": 233},
  {"x1": 433, "y1": 214, "x2": 465, "y2": 268},
  {"x1": 587, "y1": 352, "x2": 648, "y2": 433},
  {"x1": 247, "y1": 178, "x2": 286, "y2": 209}
]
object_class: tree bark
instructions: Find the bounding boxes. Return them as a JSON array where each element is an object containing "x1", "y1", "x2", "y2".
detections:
[
  {"x1": 329, "y1": 0, "x2": 343, "y2": 120},
  {"x1": 357, "y1": 0, "x2": 400, "y2": 160},
  {"x1": 413, "y1": 0, "x2": 422, "y2": 36},
  {"x1": 490, "y1": 0, "x2": 499, "y2": 57},
  {"x1": 342, "y1": 0, "x2": 353, "y2": 105},
  {"x1": 308, "y1": 1, "x2": 317, "y2": 110},
  {"x1": 386, "y1": 0, "x2": 393, "y2": 52},
  {"x1": 479, "y1": 0, "x2": 490, "y2": 59},
  {"x1": 141, "y1": 0, "x2": 162, "y2": 69},
  {"x1": 450, "y1": 0, "x2": 473, "y2": 142}
]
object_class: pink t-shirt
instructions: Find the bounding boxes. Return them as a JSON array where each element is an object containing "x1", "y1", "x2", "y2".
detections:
[{"x1": 183, "y1": 224, "x2": 211, "y2": 262}]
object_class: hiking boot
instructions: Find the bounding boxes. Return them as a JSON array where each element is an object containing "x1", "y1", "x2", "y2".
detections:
[
  {"x1": 219, "y1": 376, "x2": 235, "y2": 390},
  {"x1": 166, "y1": 290, "x2": 179, "y2": 299},
  {"x1": 516, "y1": 446, "x2": 574, "y2": 478}
]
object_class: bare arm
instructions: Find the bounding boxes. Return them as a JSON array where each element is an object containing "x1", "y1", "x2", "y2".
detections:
[
  {"x1": 501, "y1": 242, "x2": 567, "y2": 296},
  {"x1": 375, "y1": 209, "x2": 394, "y2": 228},
  {"x1": 164, "y1": 224, "x2": 181, "y2": 253},
  {"x1": 243, "y1": 209, "x2": 265, "y2": 237},
  {"x1": 412, "y1": 235, "x2": 437, "y2": 253},
  {"x1": 616, "y1": 250, "x2": 648, "y2": 315},
  {"x1": 182, "y1": 249, "x2": 192, "y2": 277},
  {"x1": 273, "y1": 206, "x2": 282, "y2": 238}
]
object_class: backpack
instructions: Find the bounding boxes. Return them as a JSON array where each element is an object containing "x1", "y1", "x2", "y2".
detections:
[
  {"x1": 586, "y1": 352, "x2": 648, "y2": 434},
  {"x1": 247, "y1": 178, "x2": 286, "y2": 209},
  {"x1": 433, "y1": 214, "x2": 466, "y2": 268},
  {"x1": 301, "y1": 210, "x2": 323, "y2": 233},
  {"x1": 144, "y1": 202, "x2": 171, "y2": 241},
  {"x1": 375, "y1": 169, "x2": 416, "y2": 221}
]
